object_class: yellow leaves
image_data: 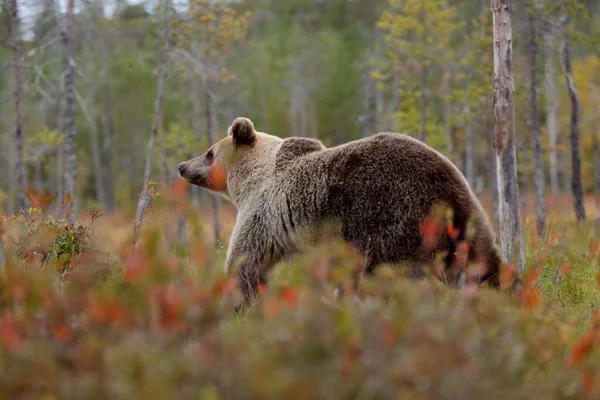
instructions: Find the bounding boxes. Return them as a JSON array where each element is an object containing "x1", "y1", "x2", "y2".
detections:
[{"x1": 173, "y1": 0, "x2": 250, "y2": 84}]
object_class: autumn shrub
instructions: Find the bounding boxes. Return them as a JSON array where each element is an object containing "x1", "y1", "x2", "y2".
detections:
[
  {"x1": 2, "y1": 206, "x2": 107, "y2": 277},
  {"x1": 0, "y1": 192, "x2": 599, "y2": 399}
]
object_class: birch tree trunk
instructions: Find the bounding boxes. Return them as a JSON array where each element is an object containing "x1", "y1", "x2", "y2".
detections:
[
  {"x1": 545, "y1": 43, "x2": 559, "y2": 197},
  {"x1": 561, "y1": 32, "x2": 586, "y2": 222},
  {"x1": 491, "y1": 0, "x2": 525, "y2": 270},
  {"x1": 528, "y1": 10, "x2": 545, "y2": 236},
  {"x1": 56, "y1": 73, "x2": 64, "y2": 211},
  {"x1": 10, "y1": 0, "x2": 26, "y2": 211},
  {"x1": 133, "y1": 0, "x2": 171, "y2": 247},
  {"x1": 101, "y1": 88, "x2": 115, "y2": 211},
  {"x1": 76, "y1": 93, "x2": 105, "y2": 208},
  {"x1": 62, "y1": 0, "x2": 77, "y2": 223},
  {"x1": 100, "y1": 1, "x2": 115, "y2": 212}
]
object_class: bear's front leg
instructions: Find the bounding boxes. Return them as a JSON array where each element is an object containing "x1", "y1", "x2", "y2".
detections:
[{"x1": 226, "y1": 221, "x2": 278, "y2": 313}]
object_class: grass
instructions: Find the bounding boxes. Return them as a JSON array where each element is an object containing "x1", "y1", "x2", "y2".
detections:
[{"x1": 0, "y1": 186, "x2": 599, "y2": 399}]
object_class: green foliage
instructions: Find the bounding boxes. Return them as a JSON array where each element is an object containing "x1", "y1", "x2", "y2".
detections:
[
  {"x1": 164, "y1": 123, "x2": 203, "y2": 162},
  {"x1": 6, "y1": 207, "x2": 102, "y2": 275}
]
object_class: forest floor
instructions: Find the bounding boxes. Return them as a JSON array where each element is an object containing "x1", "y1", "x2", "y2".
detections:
[{"x1": 0, "y1": 188, "x2": 599, "y2": 399}]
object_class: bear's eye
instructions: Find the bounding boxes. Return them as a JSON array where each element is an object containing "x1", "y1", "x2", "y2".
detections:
[{"x1": 206, "y1": 150, "x2": 214, "y2": 160}]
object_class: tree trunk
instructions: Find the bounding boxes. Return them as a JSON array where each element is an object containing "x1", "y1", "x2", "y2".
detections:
[
  {"x1": 419, "y1": 67, "x2": 427, "y2": 143},
  {"x1": 99, "y1": 3, "x2": 115, "y2": 212},
  {"x1": 593, "y1": 132, "x2": 600, "y2": 208},
  {"x1": 520, "y1": 145, "x2": 528, "y2": 218},
  {"x1": 133, "y1": 0, "x2": 171, "y2": 247},
  {"x1": 491, "y1": 0, "x2": 525, "y2": 271},
  {"x1": 56, "y1": 73, "x2": 64, "y2": 211},
  {"x1": 561, "y1": 33, "x2": 586, "y2": 222},
  {"x1": 62, "y1": 0, "x2": 77, "y2": 223},
  {"x1": 76, "y1": 93, "x2": 106, "y2": 208},
  {"x1": 206, "y1": 88, "x2": 221, "y2": 245},
  {"x1": 0, "y1": 236, "x2": 6, "y2": 270},
  {"x1": 10, "y1": 0, "x2": 26, "y2": 211},
  {"x1": 545, "y1": 43, "x2": 559, "y2": 197},
  {"x1": 443, "y1": 71, "x2": 453, "y2": 155},
  {"x1": 528, "y1": 10, "x2": 545, "y2": 236},
  {"x1": 190, "y1": 76, "x2": 203, "y2": 205},
  {"x1": 158, "y1": 105, "x2": 170, "y2": 185},
  {"x1": 465, "y1": 105, "x2": 474, "y2": 187},
  {"x1": 101, "y1": 88, "x2": 115, "y2": 211},
  {"x1": 592, "y1": 86, "x2": 600, "y2": 232}
]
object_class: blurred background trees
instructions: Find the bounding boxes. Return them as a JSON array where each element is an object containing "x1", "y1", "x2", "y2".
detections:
[{"x1": 0, "y1": 0, "x2": 599, "y2": 228}]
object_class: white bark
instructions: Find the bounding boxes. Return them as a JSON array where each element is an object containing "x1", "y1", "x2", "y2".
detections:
[
  {"x1": 10, "y1": 0, "x2": 26, "y2": 211},
  {"x1": 62, "y1": 0, "x2": 77, "y2": 222},
  {"x1": 491, "y1": 0, "x2": 525, "y2": 270}
]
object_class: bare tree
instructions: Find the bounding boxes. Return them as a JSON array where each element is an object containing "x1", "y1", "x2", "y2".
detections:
[
  {"x1": 443, "y1": 71, "x2": 453, "y2": 155},
  {"x1": 491, "y1": 0, "x2": 525, "y2": 270},
  {"x1": 591, "y1": 86, "x2": 600, "y2": 231},
  {"x1": 464, "y1": 103, "x2": 474, "y2": 187},
  {"x1": 133, "y1": 0, "x2": 171, "y2": 247},
  {"x1": 62, "y1": 0, "x2": 77, "y2": 222},
  {"x1": 528, "y1": 8, "x2": 546, "y2": 236},
  {"x1": 0, "y1": 235, "x2": 5, "y2": 270},
  {"x1": 10, "y1": 0, "x2": 26, "y2": 211},
  {"x1": 98, "y1": 0, "x2": 115, "y2": 212},
  {"x1": 544, "y1": 35, "x2": 560, "y2": 197},
  {"x1": 561, "y1": 21, "x2": 586, "y2": 222}
]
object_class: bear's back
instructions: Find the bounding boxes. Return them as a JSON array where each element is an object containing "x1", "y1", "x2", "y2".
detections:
[{"x1": 311, "y1": 132, "x2": 488, "y2": 262}]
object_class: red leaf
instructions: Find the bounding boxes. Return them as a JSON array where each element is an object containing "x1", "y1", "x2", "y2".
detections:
[
  {"x1": 570, "y1": 331, "x2": 596, "y2": 366},
  {"x1": 583, "y1": 371, "x2": 596, "y2": 399},
  {"x1": 280, "y1": 286, "x2": 299, "y2": 307},
  {"x1": 63, "y1": 192, "x2": 72, "y2": 208},
  {"x1": 420, "y1": 217, "x2": 442, "y2": 251},
  {"x1": 447, "y1": 224, "x2": 459, "y2": 240},
  {"x1": 0, "y1": 314, "x2": 22, "y2": 349},
  {"x1": 561, "y1": 263, "x2": 570, "y2": 275},
  {"x1": 590, "y1": 241, "x2": 599, "y2": 260},
  {"x1": 500, "y1": 264, "x2": 517, "y2": 289},
  {"x1": 173, "y1": 180, "x2": 188, "y2": 197},
  {"x1": 257, "y1": 282, "x2": 266, "y2": 296},
  {"x1": 123, "y1": 249, "x2": 148, "y2": 282},
  {"x1": 52, "y1": 324, "x2": 70, "y2": 342},
  {"x1": 26, "y1": 191, "x2": 40, "y2": 208},
  {"x1": 211, "y1": 276, "x2": 237, "y2": 297}
]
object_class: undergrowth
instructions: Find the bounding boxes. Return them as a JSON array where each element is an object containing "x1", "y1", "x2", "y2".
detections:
[{"x1": 0, "y1": 186, "x2": 598, "y2": 399}]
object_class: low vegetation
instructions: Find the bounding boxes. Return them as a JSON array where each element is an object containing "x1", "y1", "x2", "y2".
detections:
[{"x1": 0, "y1": 186, "x2": 599, "y2": 399}]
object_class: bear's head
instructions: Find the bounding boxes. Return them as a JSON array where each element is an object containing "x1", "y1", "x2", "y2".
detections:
[{"x1": 177, "y1": 117, "x2": 280, "y2": 201}]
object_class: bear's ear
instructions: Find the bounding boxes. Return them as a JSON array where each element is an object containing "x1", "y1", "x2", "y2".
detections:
[{"x1": 228, "y1": 117, "x2": 256, "y2": 145}]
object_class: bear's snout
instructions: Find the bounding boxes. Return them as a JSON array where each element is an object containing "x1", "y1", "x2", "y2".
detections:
[{"x1": 177, "y1": 162, "x2": 187, "y2": 175}]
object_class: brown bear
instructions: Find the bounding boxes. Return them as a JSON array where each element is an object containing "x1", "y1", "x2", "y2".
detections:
[{"x1": 178, "y1": 117, "x2": 506, "y2": 309}]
